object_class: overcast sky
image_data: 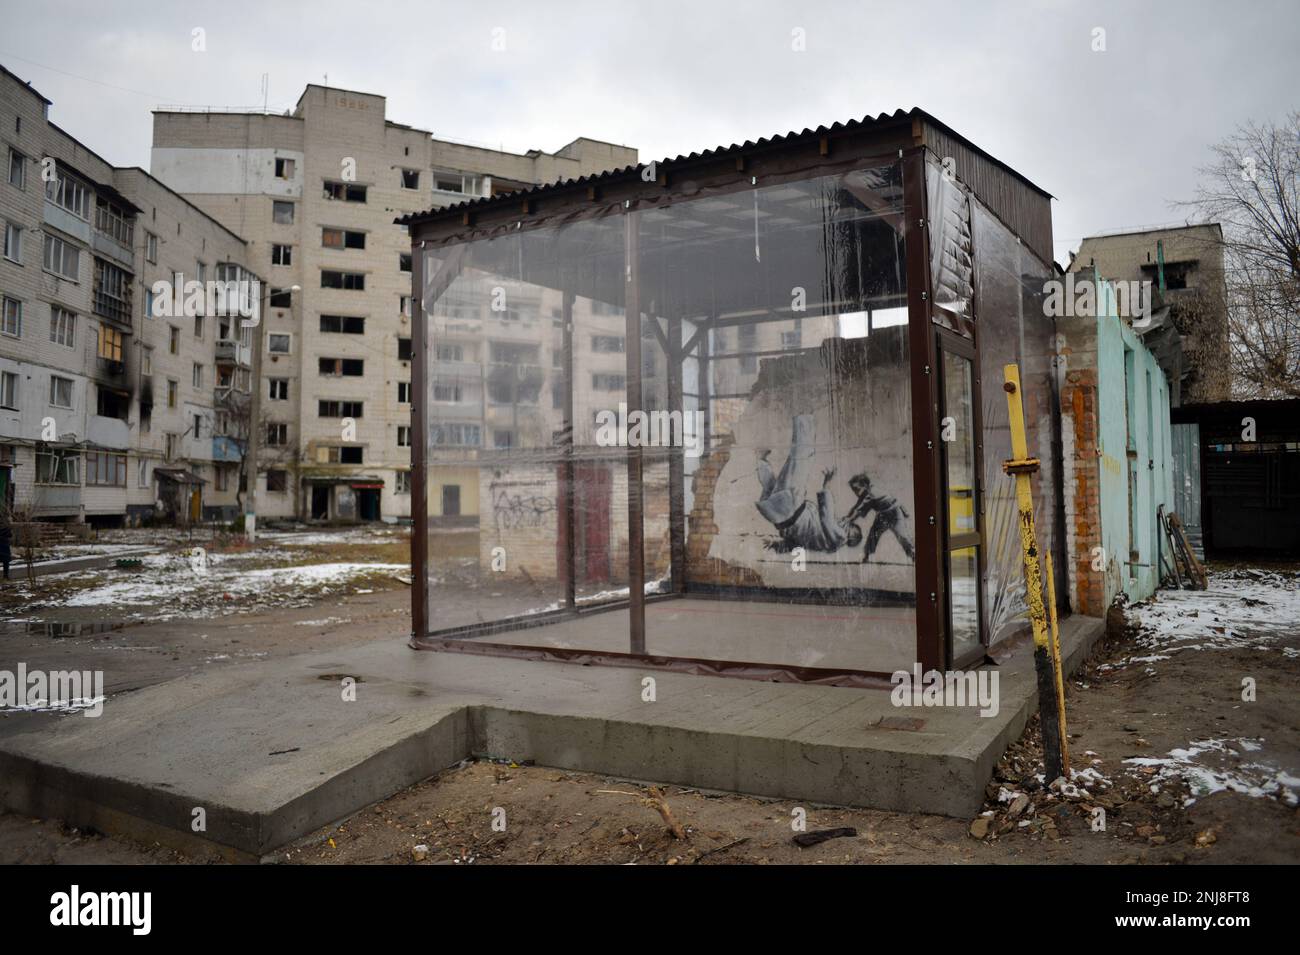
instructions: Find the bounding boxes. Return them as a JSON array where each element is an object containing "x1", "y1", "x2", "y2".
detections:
[{"x1": 3, "y1": 0, "x2": 1297, "y2": 263}]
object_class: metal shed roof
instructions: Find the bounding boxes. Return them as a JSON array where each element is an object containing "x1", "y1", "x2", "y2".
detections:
[{"x1": 398, "y1": 108, "x2": 1052, "y2": 225}]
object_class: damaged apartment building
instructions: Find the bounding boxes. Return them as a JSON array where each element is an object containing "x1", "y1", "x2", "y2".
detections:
[
  {"x1": 149, "y1": 83, "x2": 636, "y2": 523},
  {"x1": 1070, "y1": 223, "x2": 1230, "y2": 405},
  {"x1": 0, "y1": 64, "x2": 257, "y2": 528}
]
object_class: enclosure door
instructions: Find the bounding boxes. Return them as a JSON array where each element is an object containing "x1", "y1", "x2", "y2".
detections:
[{"x1": 937, "y1": 331, "x2": 984, "y2": 668}]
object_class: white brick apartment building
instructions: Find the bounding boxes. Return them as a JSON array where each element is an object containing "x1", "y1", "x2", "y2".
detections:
[
  {"x1": 1, "y1": 64, "x2": 257, "y2": 528},
  {"x1": 151, "y1": 83, "x2": 637, "y2": 522}
]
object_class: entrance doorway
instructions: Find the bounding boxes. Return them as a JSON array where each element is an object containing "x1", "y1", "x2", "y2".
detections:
[
  {"x1": 442, "y1": 484, "x2": 460, "y2": 517},
  {"x1": 356, "y1": 488, "x2": 382, "y2": 521},
  {"x1": 311, "y1": 485, "x2": 330, "y2": 521}
]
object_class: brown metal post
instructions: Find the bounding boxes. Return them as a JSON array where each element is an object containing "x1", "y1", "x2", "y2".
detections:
[
  {"x1": 625, "y1": 212, "x2": 646, "y2": 654},
  {"x1": 561, "y1": 289, "x2": 577, "y2": 609},
  {"x1": 410, "y1": 244, "x2": 428, "y2": 643},
  {"x1": 698, "y1": 320, "x2": 712, "y2": 458},
  {"x1": 902, "y1": 147, "x2": 945, "y2": 673},
  {"x1": 667, "y1": 312, "x2": 686, "y2": 594}
]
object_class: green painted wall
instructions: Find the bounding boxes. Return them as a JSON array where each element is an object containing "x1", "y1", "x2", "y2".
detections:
[{"x1": 1095, "y1": 278, "x2": 1175, "y2": 605}]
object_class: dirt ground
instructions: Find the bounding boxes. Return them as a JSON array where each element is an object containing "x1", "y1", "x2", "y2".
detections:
[{"x1": 1, "y1": 552, "x2": 1297, "y2": 865}]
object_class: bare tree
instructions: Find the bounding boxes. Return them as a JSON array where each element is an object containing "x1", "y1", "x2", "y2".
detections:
[
  {"x1": 217, "y1": 383, "x2": 295, "y2": 516},
  {"x1": 1184, "y1": 113, "x2": 1300, "y2": 398},
  {"x1": 3, "y1": 493, "x2": 46, "y2": 583}
]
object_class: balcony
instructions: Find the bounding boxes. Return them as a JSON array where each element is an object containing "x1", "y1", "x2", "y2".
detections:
[
  {"x1": 43, "y1": 201, "x2": 91, "y2": 243},
  {"x1": 87, "y1": 414, "x2": 129, "y2": 450},
  {"x1": 215, "y1": 339, "x2": 251, "y2": 366}
]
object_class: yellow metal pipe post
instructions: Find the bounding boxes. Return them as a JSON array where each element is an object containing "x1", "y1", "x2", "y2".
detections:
[{"x1": 1001, "y1": 363, "x2": 1067, "y2": 782}]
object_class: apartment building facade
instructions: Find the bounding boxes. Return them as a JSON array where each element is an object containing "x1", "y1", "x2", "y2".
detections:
[
  {"x1": 1, "y1": 65, "x2": 257, "y2": 527},
  {"x1": 1070, "y1": 223, "x2": 1230, "y2": 404},
  {"x1": 151, "y1": 83, "x2": 636, "y2": 522}
]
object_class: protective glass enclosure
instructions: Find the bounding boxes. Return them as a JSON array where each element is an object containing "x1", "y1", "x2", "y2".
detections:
[{"x1": 410, "y1": 117, "x2": 1061, "y2": 686}]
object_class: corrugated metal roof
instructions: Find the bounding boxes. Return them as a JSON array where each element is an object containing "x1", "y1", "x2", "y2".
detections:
[{"x1": 397, "y1": 108, "x2": 1052, "y2": 227}]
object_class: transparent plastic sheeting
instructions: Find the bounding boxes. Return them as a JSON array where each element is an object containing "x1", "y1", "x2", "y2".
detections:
[
  {"x1": 924, "y1": 154, "x2": 1060, "y2": 648},
  {"x1": 420, "y1": 161, "x2": 919, "y2": 676},
  {"x1": 971, "y1": 199, "x2": 1060, "y2": 645},
  {"x1": 926, "y1": 159, "x2": 974, "y2": 327}
]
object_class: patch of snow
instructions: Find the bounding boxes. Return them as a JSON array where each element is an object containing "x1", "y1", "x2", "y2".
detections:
[
  {"x1": 1124, "y1": 736, "x2": 1298, "y2": 807},
  {"x1": 1116, "y1": 571, "x2": 1300, "y2": 672}
]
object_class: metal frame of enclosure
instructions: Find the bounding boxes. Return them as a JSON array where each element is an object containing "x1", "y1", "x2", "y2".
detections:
[{"x1": 402, "y1": 109, "x2": 1063, "y2": 687}]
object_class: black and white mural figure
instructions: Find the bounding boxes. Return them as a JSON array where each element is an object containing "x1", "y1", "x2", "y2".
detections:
[
  {"x1": 754, "y1": 414, "x2": 915, "y2": 564},
  {"x1": 756, "y1": 414, "x2": 865, "y2": 554},
  {"x1": 843, "y1": 472, "x2": 916, "y2": 564}
]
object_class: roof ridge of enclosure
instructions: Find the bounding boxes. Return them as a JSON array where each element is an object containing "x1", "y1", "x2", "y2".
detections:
[{"x1": 396, "y1": 108, "x2": 1052, "y2": 228}]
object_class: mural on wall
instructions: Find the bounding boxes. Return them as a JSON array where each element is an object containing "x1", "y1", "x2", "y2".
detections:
[
  {"x1": 755, "y1": 414, "x2": 915, "y2": 565},
  {"x1": 701, "y1": 332, "x2": 916, "y2": 596}
]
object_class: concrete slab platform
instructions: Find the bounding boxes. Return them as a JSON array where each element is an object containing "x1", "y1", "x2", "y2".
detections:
[
  {"x1": 484, "y1": 597, "x2": 918, "y2": 673},
  {"x1": 0, "y1": 615, "x2": 1104, "y2": 860}
]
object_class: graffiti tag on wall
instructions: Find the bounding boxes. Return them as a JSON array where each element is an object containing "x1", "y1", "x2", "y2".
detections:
[{"x1": 490, "y1": 483, "x2": 556, "y2": 530}]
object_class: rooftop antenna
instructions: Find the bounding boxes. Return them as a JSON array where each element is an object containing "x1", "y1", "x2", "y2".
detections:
[{"x1": 260, "y1": 73, "x2": 268, "y2": 111}]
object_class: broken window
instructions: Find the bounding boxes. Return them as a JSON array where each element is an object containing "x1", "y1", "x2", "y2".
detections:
[
  {"x1": 321, "y1": 269, "x2": 366, "y2": 290},
  {"x1": 322, "y1": 228, "x2": 366, "y2": 250},
  {"x1": 319, "y1": 400, "x2": 363, "y2": 418},
  {"x1": 96, "y1": 387, "x2": 129, "y2": 420},
  {"x1": 401, "y1": 169, "x2": 420, "y2": 190},
  {"x1": 266, "y1": 469, "x2": 288, "y2": 492},
  {"x1": 272, "y1": 201, "x2": 295, "y2": 224},
  {"x1": 320, "y1": 314, "x2": 365, "y2": 334},
  {"x1": 323, "y1": 181, "x2": 367, "y2": 203},
  {"x1": 35, "y1": 445, "x2": 80, "y2": 484},
  {"x1": 274, "y1": 157, "x2": 295, "y2": 180},
  {"x1": 318, "y1": 445, "x2": 363, "y2": 464},
  {"x1": 319, "y1": 357, "x2": 364, "y2": 376}
]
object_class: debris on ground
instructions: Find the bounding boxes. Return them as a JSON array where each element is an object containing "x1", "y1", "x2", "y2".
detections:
[{"x1": 793, "y1": 827, "x2": 859, "y2": 848}]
